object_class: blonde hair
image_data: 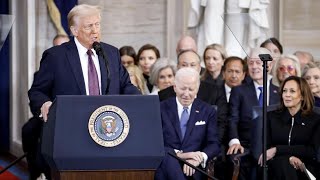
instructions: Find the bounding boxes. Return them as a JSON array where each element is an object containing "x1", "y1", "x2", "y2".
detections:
[
  {"x1": 126, "y1": 65, "x2": 146, "y2": 94},
  {"x1": 201, "y1": 44, "x2": 227, "y2": 81},
  {"x1": 272, "y1": 54, "x2": 301, "y2": 87},
  {"x1": 67, "y1": 4, "x2": 101, "y2": 33}
]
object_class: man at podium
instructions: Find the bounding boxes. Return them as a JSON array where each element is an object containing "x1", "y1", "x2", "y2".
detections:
[
  {"x1": 29, "y1": 4, "x2": 140, "y2": 121},
  {"x1": 26, "y1": 4, "x2": 140, "y2": 179},
  {"x1": 155, "y1": 68, "x2": 220, "y2": 180}
]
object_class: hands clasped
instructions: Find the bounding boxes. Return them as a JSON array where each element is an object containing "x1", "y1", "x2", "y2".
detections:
[
  {"x1": 258, "y1": 147, "x2": 276, "y2": 166},
  {"x1": 177, "y1": 151, "x2": 203, "y2": 176}
]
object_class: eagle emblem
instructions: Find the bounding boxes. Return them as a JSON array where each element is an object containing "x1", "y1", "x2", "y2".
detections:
[{"x1": 100, "y1": 116, "x2": 119, "y2": 137}]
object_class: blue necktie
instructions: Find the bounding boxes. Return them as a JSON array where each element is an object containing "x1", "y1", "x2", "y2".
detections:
[
  {"x1": 180, "y1": 107, "x2": 189, "y2": 139},
  {"x1": 87, "y1": 50, "x2": 100, "y2": 95},
  {"x1": 258, "y1": 87, "x2": 263, "y2": 107}
]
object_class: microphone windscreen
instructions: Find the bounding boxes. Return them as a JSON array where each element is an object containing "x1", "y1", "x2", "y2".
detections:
[{"x1": 92, "y1": 42, "x2": 102, "y2": 56}]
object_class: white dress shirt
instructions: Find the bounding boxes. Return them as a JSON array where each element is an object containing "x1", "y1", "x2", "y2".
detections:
[
  {"x1": 224, "y1": 83, "x2": 232, "y2": 103},
  {"x1": 175, "y1": 97, "x2": 208, "y2": 168},
  {"x1": 74, "y1": 37, "x2": 102, "y2": 95}
]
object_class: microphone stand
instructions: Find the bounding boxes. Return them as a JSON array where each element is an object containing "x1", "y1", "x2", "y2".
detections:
[
  {"x1": 258, "y1": 54, "x2": 273, "y2": 180},
  {"x1": 100, "y1": 50, "x2": 110, "y2": 95},
  {"x1": 93, "y1": 42, "x2": 110, "y2": 94},
  {"x1": 168, "y1": 151, "x2": 219, "y2": 180}
]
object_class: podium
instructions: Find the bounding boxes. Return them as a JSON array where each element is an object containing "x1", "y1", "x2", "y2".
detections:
[{"x1": 41, "y1": 95, "x2": 165, "y2": 180}]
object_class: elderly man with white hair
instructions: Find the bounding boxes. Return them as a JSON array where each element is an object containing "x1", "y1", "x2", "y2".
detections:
[{"x1": 155, "y1": 67, "x2": 220, "y2": 180}]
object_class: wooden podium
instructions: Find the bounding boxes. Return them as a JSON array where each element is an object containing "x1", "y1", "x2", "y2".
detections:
[
  {"x1": 52, "y1": 170, "x2": 155, "y2": 180},
  {"x1": 42, "y1": 95, "x2": 164, "y2": 180}
]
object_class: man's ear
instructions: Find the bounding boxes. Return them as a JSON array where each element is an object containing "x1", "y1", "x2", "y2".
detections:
[{"x1": 70, "y1": 26, "x2": 78, "y2": 36}]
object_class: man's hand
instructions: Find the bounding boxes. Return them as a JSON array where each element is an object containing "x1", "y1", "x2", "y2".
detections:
[
  {"x1": 183, "y1": 159, "x2": 201, "y2": 176},
  {"x1": 258, "y1": 147, "x2": 276, "y2": 166},
  {"x1": 289, "y1": 156, "x2": 304, "y2": 171},
  {"x1": 177, "y1": 151, "x2": 203, "y2": 162},
  {"x1": 227, "y1": 144, "x2": 244, "y2": 155},
  {"x1": 40, "y1": 101, "x2": 52, "y2": 122}
]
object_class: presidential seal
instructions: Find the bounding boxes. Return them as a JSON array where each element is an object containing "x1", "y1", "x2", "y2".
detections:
[{"x1": 88, "y1": 105, "x2": 130, "y2": 147}]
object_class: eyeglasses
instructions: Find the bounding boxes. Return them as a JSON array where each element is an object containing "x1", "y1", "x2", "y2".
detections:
[{"x1": 278, "y1": 65, "x2": 295, "y2": 72}]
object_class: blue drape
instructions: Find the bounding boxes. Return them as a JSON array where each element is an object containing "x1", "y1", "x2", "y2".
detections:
[
  {"x1": 53, "y1": 0, "x2": 77, "y2": 35},
  {"x1": 0, "y1": 0, "x2": 10, "y2": 152}
]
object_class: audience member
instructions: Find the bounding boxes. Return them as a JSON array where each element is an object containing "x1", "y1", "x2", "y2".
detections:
[
  {"x1": 149, "y1": 58, "x2": 177, "y2": 94},
  {"x1": 260, "y1": 37, "x2": 283, "y2": 62},
  {"x1": 158, "y1": 49, "x2": 228, "y2": 147},
  {"x1": 27, "y1": 4, "x2": 140, "y2": 179},
  {"x1": 176, "y1": 35, "x2": 197, "y2": 55},
  {"x1": 126, "y1": 65, "x2": 146, "y2": 94},
  {"x1": 302, "y1": 61, "x2": 320, "y2": 107},
  {"x1": 294, "y1": 50, "x2": 314, "y2": 70},
  {"x1": 201, "y1": 43, "x2": 228, "y2": 86},
  {"x1": 260, "y1": 37, "x2": 283, "y2": 76},
  {"x1": 155, "y1": 67, "x2": 220, "y2": 179},
  {"x1": 227, "y1": 47, "x2": 280, "y2": 180},
  {"x1": 52, "y1": 34, "x2": 70, "y2": 46},
  {"x1": 119, "y1": 45, "x2": 136, "y2": 68},
  {"x1": 258, "y1": 76, "x2": 320, "y2": 179},
  {"x1": 136, "y1": 44, "x2": 160, "y2": 94},
  {"x1": 272, "y1": 55, "x2": 301, "y2": 87},
  {"x1": 222, "y1": 56, "x2": 247, "y2": 102}
]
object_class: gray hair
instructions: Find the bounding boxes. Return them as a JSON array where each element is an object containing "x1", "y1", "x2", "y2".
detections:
[
  {"x1": 302, "y1": 61, "x2": 320, "y2": 77},
  {"x1": 68, "y1": 4, "x2": 101, "y2": 31},
  {"x1": 271, "y1": 54, "x2": 301, "y2": 87},
  {"x1": 174, "y1": 67, "x2": 200, "y2": 88},
  {"x1": 149, "y1": 58, "x2": 177, "y2": 86}
]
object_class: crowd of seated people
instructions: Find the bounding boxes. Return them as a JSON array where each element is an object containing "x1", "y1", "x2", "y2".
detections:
[
  {"x1": 25, "y1": 31, "x2": 320, "y2": 180},
  {"x1": 116, "y1": 36, "x2": 320, "y2": 180}
]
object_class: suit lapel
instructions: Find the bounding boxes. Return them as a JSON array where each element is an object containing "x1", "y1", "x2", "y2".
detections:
[
  {"x1": 98, "y1": 55, "x2": 107, "y2": 95},
  {"x1": 66, "y1": 41, "x2": 86, "y2": 95},
  {"x1": 269, "y1": 83, "x2": 279, "y2": 105},
  {"x1": 182, "y1": 99, "x2": 200, "y2": 144},
  {"x1": 248, "y1": 82, "x2": 259, "y2": 106},
  {"x1": 169, "y1": 99, "x2": 183, "y2": 141}
]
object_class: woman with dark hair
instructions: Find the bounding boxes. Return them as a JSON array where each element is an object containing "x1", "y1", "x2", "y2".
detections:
[
  {"x1": 136, "y1": 44, "x2": 161, "y2": 94},
  {"x1": 260, "y1": 37, "x2": 283, "y2": 74},
  {"x1": 201, "y1": 43, "x2": 227, "y2": 86},
  {"x1": 258, "y1": 76, "x2": 320, "y2": 180},
  {"x1": 119, "y1": 46, "x2": 136, "y2": 68},
  {"x1": 260, "y1": 37, "x2": 283, "y2": 60}
]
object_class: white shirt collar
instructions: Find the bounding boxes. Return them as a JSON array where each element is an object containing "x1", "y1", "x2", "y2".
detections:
[
  {"x1": 74, "y1": 37, "x2": 98, "y2": 57},
  {"x1": 176, "y1": 97, "x2": 192, "y2": 120},
  {"x1": 224, "y1": 83, "x2": 232, "y2": 103}
]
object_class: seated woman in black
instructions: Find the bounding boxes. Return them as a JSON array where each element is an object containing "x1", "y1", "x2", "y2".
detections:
[{"x1": 258, "y1": 76, "x2": 320, "y2": 180}]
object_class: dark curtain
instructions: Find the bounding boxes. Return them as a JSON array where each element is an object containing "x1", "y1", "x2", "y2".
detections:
[
  {"x1": 0, "y1": 0, "x2": 10, "y2": 152},
  {"x1": 53, "y1": 0, "x2": 78, "y2": 35}
]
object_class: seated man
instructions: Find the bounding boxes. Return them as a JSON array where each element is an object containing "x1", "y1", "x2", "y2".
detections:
[{"x1": 155, "y1": 68, "x2": 220, "y2": 180}]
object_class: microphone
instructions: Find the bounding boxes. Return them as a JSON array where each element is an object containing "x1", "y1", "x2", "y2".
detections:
[{"x1": 92, "y1": 42, "x2": 110, "y2": 94}]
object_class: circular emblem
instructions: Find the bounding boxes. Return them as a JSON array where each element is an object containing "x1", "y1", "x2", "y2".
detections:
[{"x1": 88, "y1": 105, "x2": 130, "y2": 147}]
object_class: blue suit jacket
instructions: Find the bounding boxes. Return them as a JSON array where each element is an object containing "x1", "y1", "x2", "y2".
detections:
[
  {"x1": 28, "y1": 40, "x2": 140, "y2": 115},
  {"x1": 155, "y1": 97, "x2": 220, "y2": 180},
  {"x1": 228, "y1": 81, "x2": 279, "y2": 147}
]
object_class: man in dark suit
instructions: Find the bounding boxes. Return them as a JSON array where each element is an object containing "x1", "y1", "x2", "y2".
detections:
[
  {"x1": 28, "y1": 4, "x2": 140, "y2": 120},
  {"x1": 227, "y1": 48, "x2": 280, "y2": 180},
  {"x1": 158, "y1": 49, "x2": 228, "y2": 145},
  {"x1": 26, "y1": 4, "x2": 140, "y2": 179},
  {"x1": 155, "y1": 67, "x2": 220, "y2": 180}
]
